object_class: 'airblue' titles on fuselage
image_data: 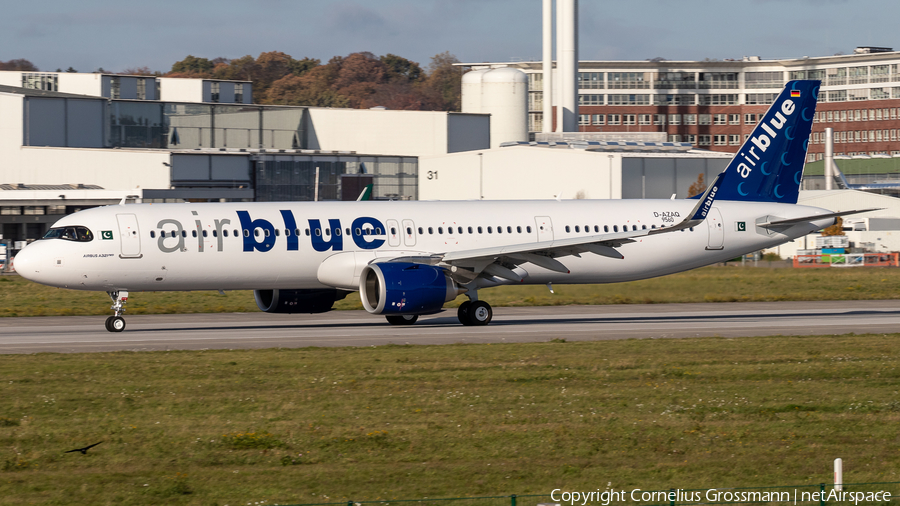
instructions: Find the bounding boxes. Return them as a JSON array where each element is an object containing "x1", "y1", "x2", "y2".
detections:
[{"x1": 154, "y1": 210, "x2": 388, "y2": 254}]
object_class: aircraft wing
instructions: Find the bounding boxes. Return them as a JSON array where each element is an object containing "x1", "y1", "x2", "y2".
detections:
[{"x1": 426, "y1": 171, "x2": 729, "y2": 282}]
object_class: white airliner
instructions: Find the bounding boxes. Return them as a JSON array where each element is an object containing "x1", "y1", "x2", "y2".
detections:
[{"x1": 14, "y1": 80, "x2": 863, "y2": 332}]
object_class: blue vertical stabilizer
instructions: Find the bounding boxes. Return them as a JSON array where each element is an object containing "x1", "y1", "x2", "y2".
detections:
[{"x1": 714, "y1": 80, "x2": 820, "y2": 204}]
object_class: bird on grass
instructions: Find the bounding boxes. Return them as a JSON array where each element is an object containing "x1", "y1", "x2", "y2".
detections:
[{"x1": 64, "y1": 441, "x2": 102, "y2": 454}]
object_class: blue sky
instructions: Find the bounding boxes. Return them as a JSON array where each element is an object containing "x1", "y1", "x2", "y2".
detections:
[{"x1": 1, "y1": 0, "x2": 896, "y2": 73}]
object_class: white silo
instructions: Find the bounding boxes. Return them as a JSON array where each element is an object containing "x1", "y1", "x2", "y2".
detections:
[
  {"x1": 461, "y1": 68, "x2": 490, "y2": 114},
  {"x1": 481, "y1": 67, "x2": 528, "y2": 148}
]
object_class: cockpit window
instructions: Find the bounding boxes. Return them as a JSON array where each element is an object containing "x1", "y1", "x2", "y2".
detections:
[{"x1": 42, "y1": 226, "x2": 94, "y2": 242}]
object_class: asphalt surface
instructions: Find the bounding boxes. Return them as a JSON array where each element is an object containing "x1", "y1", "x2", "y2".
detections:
[{"x1": 0, "y1": 300, "x2": 897, "y2": 353}]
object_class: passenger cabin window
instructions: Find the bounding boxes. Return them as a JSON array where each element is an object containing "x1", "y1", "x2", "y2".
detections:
[
  {"x1": 574, "y1": 226, "x2": 580, "y2": 232},
  {"x1": 43, "y1": 226, "x2": 94, "y2": 242},
  {"x1": 428, "y1": 227, "x2": 433, "y2": 234},
  {"x1": 203, "y1": 230, "x2": 208, "y2": 237},
  {"x1": 458, "y1": 227, "x2": 463, "y2": 234},
  {"x1": 438, "y1": 227, "x2": 443, "y2": 234},
  {"x1": 604, "y1": 225, "x2": 609, "y2": 232},
  {"x1": 181, "y1": 230, "x2": 187, "y2": 238},
  {"x1": 478, "y1": 227, "x2": 483, "y2": 234},
  {"x1": 527, "y1": 226, "x2": 532, "y2": 233},
  {"x1": 418, "y1": 227, "x2": 423, "y2": 234},
  {"x1": 613, "y1": 225, "x2": 618, "y2": 232},
  {"x1": 150, "y1": 231, "x2": 156, "y2": 238},
  {"x1": 565, "y1": 226, "x2": 571, "y2": 233},
  {"x1": 517, "y1": 226, "x2": 522, "y2": 233}
]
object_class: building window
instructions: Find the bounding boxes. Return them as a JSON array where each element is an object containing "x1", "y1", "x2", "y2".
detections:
[
  {"x1": 22, "y1": 73, "x2": 59, "y2": 91},
  {"x1": 607, "y1": 94, "x2": 649, "y2": 105},
  {"x1": 700, "y1": 94, "x2": 738, "y2": 106},
  {"x1": 848, "y1": 66, "x2": 869, "y2": 85},
  {"x1": 578, "y1": 72, "x2": 604, "y2": 89},
  {"x1": 235, "y1": 83, "x2": 244, "y2": 102},
  {"x1": 654, "y1": 94, "x2": 694, "y2": 106},
  {"x1": 655, "y1": 71, "x2": 696, "y2": 89},
  {"x1": 136, "y1": 78, "x2": 146, "y2": 100},
  {"x1": 698, "y1": 135, "x2": 711, "y2": 146},
  {"x1": 745, "y1": 93, "x2": 778, "y2": 105},
  {"x1": 714, "y1": 135, "x2": 728, "y2": 146},
  {"x1": 871, "y1": 88, "x2": 890, "y2": 100},
  {"x1": 210, "y1": 82, "x2": 220, "y2": 103},
  {"x1": 607, "y1": 114, "x2": 621, "y2": 125},
  {"x1": 623, "y1": 114, "x2": 636, "y2": 125},
  {"x1": 827, "y1": 67, "x2": 848, "y2": 86},
  {"x1": 578, "y1": 94, "x2": 603, "y2": 106},
  {"x1": 110, "y1": 76, "x2": 120, "y2": 99},
  {"x1": 638, "y1": 114, "x2": 652, "y2": 125},
  {"x1": 592, "y1": 114, "x2": 605, "y2": 125},
  {"x1": 713, "y1": 114, "x2": 727, "y2": 125},
  {"x1": 684, "y1": 134, "x2": 696, "y2": 144},
  {"x1": 578, "y1": 114, "x2": 591, "y2": 126},
  {"x1": 829, "y1": 90, "x2": 848, "y2": 102},
  {"x1": 698, "y1": 114, "x2": 711, "y2": 125},
  {"x1": 668, "y1": 114, "x2": 681, "y2": 125},
  {"x1": 669, "y1": 134, "x2": 682, "y2": 142},
  {"x1": 683, "y1": 114, "x2": 697, "y2": 125},
  {"x1": 728, "y1": 114, "x2": 740, "y2": 125},
  {"x1": 744, "y1": 71, "x2": 783, "y2": 88},
  {"x1": 744, "y1": 113, "x2": 758, "y2": 125},
  {"x1": 729, "y1": 134, "x2": 741, "y2": 145},
  {"x1": 698, "y1": 72, "x2": 738, "y2": 89},
  {"x1": 653, "y1": 114, "x2": 666, "y2": 125},
  {"x1": 607, "y1": 72, "x2": 649, "y2": 89}
]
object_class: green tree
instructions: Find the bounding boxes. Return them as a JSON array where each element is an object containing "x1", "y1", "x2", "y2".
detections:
[
  {"x1": 170, "y1": 55, "x2": 214, "y2": 75},
  {"x1": 422, "y1": 51, "x2": 462, "y2": 111},
  {"x1": 380, "y1": 53, "x2": 423, "y2": 82}
]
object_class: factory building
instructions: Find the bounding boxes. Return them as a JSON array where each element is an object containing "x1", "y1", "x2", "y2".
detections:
[
  {"x1": 464, "y1": 46, "x2": 900, "y2": 160},
  {"x1": 0, "y1": 70, "x2": 252, "y2": 104}
]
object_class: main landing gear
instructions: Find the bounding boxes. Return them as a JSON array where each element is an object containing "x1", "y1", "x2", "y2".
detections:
[
  {"x1": 383, "y1": 300, "x2": 494, "y2": 327},
  {"x1": 457, "y1": 300, "x2": 492, "y2": 326},
  {"x1": 105, "y1": 291, "x2": 128, "y2": 332}
]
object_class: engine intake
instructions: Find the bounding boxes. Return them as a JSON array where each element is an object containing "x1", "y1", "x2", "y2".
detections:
[
  {"x1": 254, "y1": 288, "x2": 350, "y2": 314},
  {"x1": 359, "y1": 262, "x2": 460, "y2": 315}
]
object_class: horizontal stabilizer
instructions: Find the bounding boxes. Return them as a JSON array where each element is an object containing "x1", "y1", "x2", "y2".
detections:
[{"x1": 758, "y1": 208, "x2": 882, "y2": 227}]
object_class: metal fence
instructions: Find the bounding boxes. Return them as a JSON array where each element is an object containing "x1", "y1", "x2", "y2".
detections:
[{"x1": 277, "y1": 482, "x2": 900, "y2": 506}]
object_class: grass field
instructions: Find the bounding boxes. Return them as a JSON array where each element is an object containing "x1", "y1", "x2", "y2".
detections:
[
  {"x1": 1, "y1": 334, "x2": 899, "y2": 505},
  {"x1": 3, "y1": 265, "x2": 900, "y2": 317}
]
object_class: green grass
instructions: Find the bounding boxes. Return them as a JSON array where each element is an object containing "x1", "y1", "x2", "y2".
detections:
[
  {"x1": 3, "y1": 265, "x2": 900, "y2": 317},
  {"x1": 1, "y1": 335, "x2": 900, "y2": 505}
]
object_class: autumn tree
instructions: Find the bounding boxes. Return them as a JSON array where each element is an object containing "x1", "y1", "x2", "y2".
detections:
[
  {"x1": 821, "y1": 216, "x2": 844, "y2": 236},
  {"x1": 0, "y1": 59, "x2": 38, "y2": 71},
  {"x1": 687, "y1": 173, "x2": 705, "y2": 197}
]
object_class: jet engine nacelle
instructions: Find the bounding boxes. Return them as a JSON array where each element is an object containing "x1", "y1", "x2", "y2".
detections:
[
  {"x1": 254, "y1": 288, "x2": 350, "y2": 314},
  {"x1": 359, "y1": 262, "x2": 461, "y2": 315}
]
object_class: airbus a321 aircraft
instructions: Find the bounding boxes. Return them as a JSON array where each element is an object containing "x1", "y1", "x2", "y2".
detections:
[{"x1": 15, "y1": 80, "x2": 862, "y2": 332}]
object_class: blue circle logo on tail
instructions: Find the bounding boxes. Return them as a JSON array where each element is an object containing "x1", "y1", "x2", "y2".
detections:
[
  {"x1": 774, "y1": 184, "x2": 784, "y2": 199},
  {"x1": 781, "y1": 153, "x2": 791, "y2": 166},
  {"x1": 760, "y1": 161, "x2": 770, "y2": 175},
  {"x1": 785, "y1": 126, "x2": 794, "y2": 140},
  {"x1": 813, "y1": 86, "x2": 819, "y2": 99},
  {"x1": 794, "y1": 171, "x2": 802, "y2": 185},
  {"x1": 802, "y1": 108, "x2": 812, "y2": 121},
  {"x1": 737, "y1": 182, "x2": 749, "y2": 196},
  {"x1": 803, "y1": 139, "x2": 809, "y2": 151}
]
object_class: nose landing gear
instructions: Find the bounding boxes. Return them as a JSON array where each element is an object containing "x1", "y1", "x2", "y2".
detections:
[{"x1": 105, "y1": 291, "x2": 128, "y2": 332}]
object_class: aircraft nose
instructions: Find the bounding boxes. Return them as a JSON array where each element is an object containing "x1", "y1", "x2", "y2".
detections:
[{"x1": 13, "y1": 242, "x2": 44, "y2": 282}]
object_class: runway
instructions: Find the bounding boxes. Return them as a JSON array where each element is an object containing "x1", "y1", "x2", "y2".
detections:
[{"x1": 0, "y1": 300, "x2": 897, "y2": 354}]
